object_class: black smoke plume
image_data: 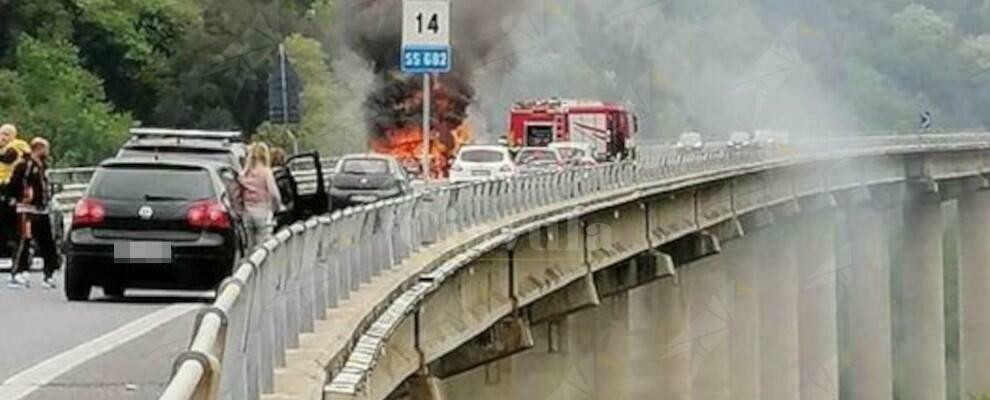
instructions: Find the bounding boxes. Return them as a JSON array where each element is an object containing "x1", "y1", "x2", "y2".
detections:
[{"x1": 337, "y1": 0, "x2": 523, "y2": 144}]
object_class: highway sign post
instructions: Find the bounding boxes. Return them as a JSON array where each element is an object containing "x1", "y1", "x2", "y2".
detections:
[{"x1": 402, "y1": 0, "x2": 450, "y2": 178}]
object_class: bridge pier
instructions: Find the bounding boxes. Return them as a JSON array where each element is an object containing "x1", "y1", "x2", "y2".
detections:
[
  {"x1": 629, "y1": 276, "x2": 691, "y2": 400},
  {"x1": 796, "y1": 212, "x2": 839, "y2": 400},
  {"x1": 728, "y1": 236, "x2": 760, "y2": 400},
  {"x1": 897, "y1": 193, "x2": 946, "y2": 400},
  {"x1": 759, "y1": 225, "x2": 801, "y2": 400},
  {"x1": 957, "y1": 188, "x2": 990, "y2": 396},
  {"x1": 684, "y1": 257, "x2": 731, "y2": 400},
  {"x1": 594, "y1": 294, "x2": 630, "y2": 399},
  {"x1": 844, "y1": 204, "x2": 895, "y2": 400}
]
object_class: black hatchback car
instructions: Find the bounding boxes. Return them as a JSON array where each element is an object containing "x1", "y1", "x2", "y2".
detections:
[
  {"x1": 329, "y1": 154, "x2": 412, "y2": 210},
  {"x1": 64, "y1": 158, "x2": 249, "y2": 301}
]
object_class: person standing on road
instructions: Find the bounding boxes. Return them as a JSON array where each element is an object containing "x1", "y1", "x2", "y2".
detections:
[
  {"x1": 0, "y1": 124, "x2": 29, "y2": 261},
  {"x1": 7, "y1": 138, "x2": 57, "y2": 289},
  {"x1": 239, "y1": 142, "x2": 282, "y2": 247}
]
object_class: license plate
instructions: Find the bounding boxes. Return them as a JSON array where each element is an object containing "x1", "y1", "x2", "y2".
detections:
[
  {"x1": 114, "y1": 241, "x2": 171, "y2": 264},
  {"x1": 471, "y1": 170, "x2": 491, "y2": 176},
  {"x1": 351, "y1": 195, "x2": 378, "y2": 203}
]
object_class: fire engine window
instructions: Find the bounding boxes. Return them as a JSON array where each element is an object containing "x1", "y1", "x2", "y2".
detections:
[
  {"x1": 460, "y1": 150, "x2": 505, "y2": 163},
  {"x1": 526, "y1": 125, "x2": 553, "y2": 146}
]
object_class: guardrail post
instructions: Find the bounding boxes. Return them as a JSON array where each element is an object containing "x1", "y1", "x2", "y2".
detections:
[
  {"x1": 358, "y1": 208, "x2": 374, "y2": 283},
  {"x1": 163, "y1": 351, "x2": 220, "y2": 400},
  {"x1": 286, "y1": 224, "x2": 305, "y2": 347},
  {"x1": 299, "y1": 220, "x2": 319, "y2": 332},
  {"x1": 269, "y1": 232, "x2": 291, "y2": 367}
]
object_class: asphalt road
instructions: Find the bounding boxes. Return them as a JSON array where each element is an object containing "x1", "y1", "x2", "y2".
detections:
[{"x1": 0, "y1": 269, "x2": 210, "y2": 400}]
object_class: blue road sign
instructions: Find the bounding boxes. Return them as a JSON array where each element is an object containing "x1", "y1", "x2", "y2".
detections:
[{"x1": 401, "y1": 45, "x2": 451, "y2": 74}]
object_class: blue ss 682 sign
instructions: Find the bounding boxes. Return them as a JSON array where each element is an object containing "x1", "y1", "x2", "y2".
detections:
[{"x1": 401, "y1": 45, "x2": 451, "y2": 73}]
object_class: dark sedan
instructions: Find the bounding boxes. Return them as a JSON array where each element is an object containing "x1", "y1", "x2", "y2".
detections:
[{"x1": 330, "y1": 155, "x2": 412, "y2": 210}]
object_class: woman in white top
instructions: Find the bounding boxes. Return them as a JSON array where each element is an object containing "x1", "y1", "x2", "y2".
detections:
[{"x1": 239, "y1": 142, "x2": 282, "y2": 247}]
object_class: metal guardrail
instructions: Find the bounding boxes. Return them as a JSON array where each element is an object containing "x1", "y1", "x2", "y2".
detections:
[{"x1": 155, "y1": 133, "x2": 990, "y2": 400}]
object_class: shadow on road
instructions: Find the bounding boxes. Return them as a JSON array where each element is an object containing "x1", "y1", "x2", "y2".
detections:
[{"x1": 91, "y1": 292, "x2": 214, "y2": 305}]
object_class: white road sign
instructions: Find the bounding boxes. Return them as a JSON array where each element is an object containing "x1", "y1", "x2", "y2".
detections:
[{"x1": 401, "y1": 0, "x2": 451, "y2": 73}]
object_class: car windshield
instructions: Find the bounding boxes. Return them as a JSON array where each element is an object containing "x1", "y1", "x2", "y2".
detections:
[
  {"x1": 90, "y1": 166, "x2": 214, "y2": 201},
  {"x1": 516, "y1": 150, "x2": 558, "y2": 164},
  {"x1": 460, "y1": 149, "x2": 505, "y2": 163},
  {"x1": 340, "y1": 159, "x2": 390, "y2": 175},
  {"x1": 555, "y1": 148, "x2": 586, "y2": 160}
]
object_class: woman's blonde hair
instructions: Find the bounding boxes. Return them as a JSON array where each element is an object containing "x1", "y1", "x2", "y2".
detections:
[{"x1": 245, "y1": 142, "x2": 272, "y2": 173}]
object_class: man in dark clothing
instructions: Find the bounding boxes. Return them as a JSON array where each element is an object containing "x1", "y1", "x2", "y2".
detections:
[{"x1": 6, "y1": 138, "x2": 57, "y2": 289}]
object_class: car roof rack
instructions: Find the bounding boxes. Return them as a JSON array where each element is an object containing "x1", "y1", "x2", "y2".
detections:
[{"x1": 130, "y1": 128, "x2": 243, "y2": 143}]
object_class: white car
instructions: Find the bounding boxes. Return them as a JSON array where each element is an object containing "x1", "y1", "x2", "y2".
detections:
[
  {"x1": 753, "y1": 130, "x2": 790, "y2": 148},
  {"x1": 449, "y1": 145, "x2": 516, "y2": 183},
  {"x1": 728, "y1": 131, "x2": 752, "y2": 149},
  {"x1": 676, "y1": 132, "x2": 704, "y2": 151},
  {"x1": 549, "y1": 142, "x2": 598, "y2": 166}
]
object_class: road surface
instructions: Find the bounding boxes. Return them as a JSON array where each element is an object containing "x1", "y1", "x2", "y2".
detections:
[{"x1": 0, "y1": 269, "x2": 209, "y2": 400}]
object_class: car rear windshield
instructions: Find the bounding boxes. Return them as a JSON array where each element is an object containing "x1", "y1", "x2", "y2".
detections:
[
  {"x1": 555, "y1": 148, "x2": 586, "y2": 160},
  {"x1": 516, "y1": 150, "x2": 557, "y2": 164},
  {"x1": 90, "y1": 166, "x2": 214, "y2": 201},
  {"x1": 340, "y1": 159, "x2": 390, "y2": 175},
  {"x1": 460, "y1": 149, "x2": 505, "y2": 163}
]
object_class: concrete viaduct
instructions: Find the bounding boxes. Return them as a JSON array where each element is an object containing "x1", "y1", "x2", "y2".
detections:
[{"x1": 161, "y1": 135, "x2": 990, "y2": 400}]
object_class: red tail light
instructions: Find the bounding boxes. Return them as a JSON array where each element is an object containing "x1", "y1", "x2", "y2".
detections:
[
  {"x1": 186, "y1": 199, "x2": 230, "y2": 230},
  {"x1": 72, "y1": 198, "x2": 106, "y2": 229}
]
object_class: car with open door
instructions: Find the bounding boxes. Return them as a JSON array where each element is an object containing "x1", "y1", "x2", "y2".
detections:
[
  {"x1": 273, "y1": 152, "x2": 331, "y2": 229},
  {"x1": 63, "y1": 158, "x2": 249, "y2": 301}
]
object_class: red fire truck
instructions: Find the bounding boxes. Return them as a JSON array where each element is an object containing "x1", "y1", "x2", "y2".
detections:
[{"x1": 507, "y1": 99, "x2": 638, "y2": 161}]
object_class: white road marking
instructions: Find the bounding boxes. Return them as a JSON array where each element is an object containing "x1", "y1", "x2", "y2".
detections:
[{"x1": 0, "y1": 304, "x2": 197, "y2": 399}]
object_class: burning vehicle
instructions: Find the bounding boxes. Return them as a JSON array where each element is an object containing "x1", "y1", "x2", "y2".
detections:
[{"x1": 340, "y1": 0, "x2": 524, "y2": 178}]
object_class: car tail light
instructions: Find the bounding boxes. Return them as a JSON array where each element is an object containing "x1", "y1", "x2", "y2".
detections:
[
  {"x1": 187, "y1": 199, "x2": 230, "y2": 230},
  {"x1": 72, "y1": 198, "x2": 106, "y2": 229}
]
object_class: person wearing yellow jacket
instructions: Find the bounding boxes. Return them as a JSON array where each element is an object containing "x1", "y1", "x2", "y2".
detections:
[
  {"x1": 0, "y1": 124, "x2": 30, "y2": 259},
  {"x1": 0, "y1": 124, "x2": 31, "y2": 184}
]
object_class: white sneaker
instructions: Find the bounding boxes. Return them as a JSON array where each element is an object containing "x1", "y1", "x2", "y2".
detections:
[
  {"x1": 7, "y1": 276, "x2": 24, "y2": 289},
  {"x1": 15, "y1": 273, "x2": 29, "y2": 288},
  {"x1": 41, "y1": 277, "x2": 56, "y2": 289}
]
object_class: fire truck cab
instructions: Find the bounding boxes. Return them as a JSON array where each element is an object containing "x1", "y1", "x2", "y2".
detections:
[{"x1": 507, "y1": 99, "x2": 638, "y2": 161}]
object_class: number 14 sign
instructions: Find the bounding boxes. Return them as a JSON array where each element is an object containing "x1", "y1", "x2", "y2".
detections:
[{"x1": 401, "y1": 0, "x2": 451, "y2": 73}]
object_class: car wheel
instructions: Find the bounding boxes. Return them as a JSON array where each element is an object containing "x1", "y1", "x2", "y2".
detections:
[
  {"x1": 103, "y1": 285, "x2": 125, "y2": 298},
  {"x1": 64, "y1": 260, "x2": 91, "y2": 301}
]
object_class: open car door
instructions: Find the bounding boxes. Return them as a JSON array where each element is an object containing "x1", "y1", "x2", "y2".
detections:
[{"x1": 274, "y1": 152, "x2": 330, "y2": 228}]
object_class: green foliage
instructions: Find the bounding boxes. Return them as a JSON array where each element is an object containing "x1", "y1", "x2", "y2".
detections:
[
  {"x1": 282, "y1": 33, "x2": 364, "y2": 155},
  {"x1": 0, "y1": 36, "x2": 130, "y2": 166}
]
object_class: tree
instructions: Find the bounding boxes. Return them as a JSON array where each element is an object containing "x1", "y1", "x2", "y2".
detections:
[
  {"x1": 282, "y1": 33, "x2": 364, "y2": 154},
  {"x1": 0, "y1": 36, "x2": 130, "y2": 166}
]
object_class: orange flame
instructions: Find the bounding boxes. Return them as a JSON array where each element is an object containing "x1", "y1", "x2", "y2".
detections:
[
  {"x1": 371, "y1": 124, "x2": 471, "y2": 178},
  {"x1": 369, "y1": 78, "x2": 472, "y2": 178}
]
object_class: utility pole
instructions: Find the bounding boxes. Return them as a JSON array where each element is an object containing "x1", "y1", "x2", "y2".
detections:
[{"x1": 422, "y1": 74, "x2": 431, "y2": 178}]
